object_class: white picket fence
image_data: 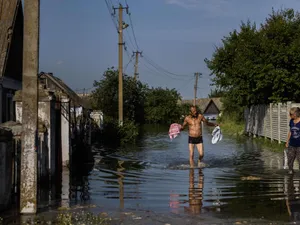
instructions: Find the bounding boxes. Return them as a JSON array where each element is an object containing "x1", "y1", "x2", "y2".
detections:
[{"x1": 244, "y1": 102, "x2": 300, "y2": 143}]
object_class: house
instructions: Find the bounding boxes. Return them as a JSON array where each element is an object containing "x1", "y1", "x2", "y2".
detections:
[
  {"x1": 180, "y1": 98, "x2": 223, "y2": 119},
  {"x1": 14, "y1": 72, "x2": 93, "y2": 167},
  {"x1": 0, "y1": 0, "x2": 23, "y2": 123},
  {"x1": 39, "y1": 72, "x2": 93, "y2": 146}
]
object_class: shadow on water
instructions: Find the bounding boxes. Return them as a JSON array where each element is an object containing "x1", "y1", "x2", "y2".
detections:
[{"x1": 0, "y1": 141, "x2": 96, "y2": 224}]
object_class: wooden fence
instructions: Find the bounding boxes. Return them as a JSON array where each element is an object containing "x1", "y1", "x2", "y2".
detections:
[{"x1": 244, "y1": 102, "x2": 300, "y2": 143}]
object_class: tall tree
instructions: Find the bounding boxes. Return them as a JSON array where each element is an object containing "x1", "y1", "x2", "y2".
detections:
[
  {"x1": 144, "y1": 87, "x2": 182, "y2": 124},
  {"x1": 205, "y1": 8, "x2": 300, "y2": 120},
  {"x1": 91, "y1": 67, "x2": 147, "y2": 124}
]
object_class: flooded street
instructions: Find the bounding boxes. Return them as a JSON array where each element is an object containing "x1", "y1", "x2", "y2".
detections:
[
  {"x1": 76, "y1": 125, "x2": 299, "y2": 224},
  {"x1": 3, "y1": 125, "x2": 300, "y2": 224}
]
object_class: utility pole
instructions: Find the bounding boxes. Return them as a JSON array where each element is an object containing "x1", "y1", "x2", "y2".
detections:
[
  {"x1": 114, "y1": 4, "x2": 128, "y2": 126},
  {"x1": 133, "y1": 51, "x2": 142, "y2": 81},
  {"x1": 194, "y1": 72, "x2": 201, "y2": 106},
  {"x1": 21, "y1": 0, "x2": 40, "y2": 214}
]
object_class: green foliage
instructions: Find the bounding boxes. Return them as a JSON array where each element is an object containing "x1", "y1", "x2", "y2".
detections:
[
  {"x1": 91, "y1": 68, "x2": 184, "y2": 143},
  {"x1": 100, "y1": 117, "x2": 139, "y2": 145},
  {"x1": 117, "y1": 120, "x2": 139, "y2": 145},
  {"x1": 56, "y1": 211, "x2": 110, "y2": 225},
  {"x1": 144, "y1": 87, "x2": 182, "y2": 124},
  {"x1": 208, "y1": 89, "x2": 225, "y2": 98},
  {"x1": 205, "y1": 8, "x2": 300, "y2": 120},
  {"x1": 179, "y1": 103, "x2": 192, "y2": 118},
  {"x1": 217, "y1": 113, "x2": 245, "y2": 136},
  {"x1": 91, "y1": 67, "x2": 147, "y2": 124}
]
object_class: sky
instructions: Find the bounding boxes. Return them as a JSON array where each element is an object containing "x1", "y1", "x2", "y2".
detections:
[{"x1": 38, "y1": 0, "x2": 300, "y2": 100}]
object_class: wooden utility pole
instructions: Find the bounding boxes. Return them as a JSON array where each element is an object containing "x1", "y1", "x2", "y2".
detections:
[
  {"x1": 21, "y1": 0, "x2": 40, "y2": 214},
  {"x1": 193, "y1": 72, "x2": 201, "y2": 106},
  {"x1": 133, "y1": 51, "x2": 142, "y2": 81},
  {"x1": 114, "y1": 4, "x2": 128, "y2": 126}
]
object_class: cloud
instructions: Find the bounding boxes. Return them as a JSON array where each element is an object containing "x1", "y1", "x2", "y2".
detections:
[
  {"x1": 165, "y1": 0, "x2": 199, "y2": 9},
  {"x1": 165, "y1": 0, "x2": 236, "y2": 17},
  {"x1": 56, "y1": 60, "x2": 64, "y2": 65},
  {"x1": 165, "y1": 0, "x2": 228, "y2": 10}
]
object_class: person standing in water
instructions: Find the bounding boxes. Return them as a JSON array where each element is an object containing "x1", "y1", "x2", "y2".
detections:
[
  {"x1": 286, "y1": 107, "x2": 300, "y2": 174},
  {"x1": 181, "y1": 105, "x2": 218, "y2": 167}
]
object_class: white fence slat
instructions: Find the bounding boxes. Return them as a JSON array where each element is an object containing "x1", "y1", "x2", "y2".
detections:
[{"x1": 245, "y1": 102, "x2": 294, "y2": 143}]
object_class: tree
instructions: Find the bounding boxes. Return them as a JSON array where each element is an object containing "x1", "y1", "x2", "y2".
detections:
[
  {"x1": 144, "y1": 87, "x2": 182, "y2": 124},
  {"x1": 208, "y1": 89, "x2": 225, "y2": 98},
  {"x1": 205, "y1": 8, "x2": 300, "y2": 121},
  {"x1": 91, "y1": 67, "x2": 147, "y2": 124}
]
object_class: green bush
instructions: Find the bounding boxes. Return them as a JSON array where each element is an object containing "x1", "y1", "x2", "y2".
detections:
[
  {"x1": 118, "y1": 120, "x2": 139, "y2": 145},
  {"x1": 217, "y1": 113, "x2": 245, "y2": 136},
  {"x1": 100, "y1": 117, "x2": 139, "y2": 145}
]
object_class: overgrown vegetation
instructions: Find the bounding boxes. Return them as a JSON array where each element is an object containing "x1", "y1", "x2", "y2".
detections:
[
  {"x1": 91, "y1": 67, "x2": 184, "y2": 144},
  {"x1": 253, "y1": 137, "x2": 286, "y2": 152},
  {"x1": 205, "y1": 8, "x2": 300, "y2": 122},
  {"x1": 217, "y1": 114, "x2": 245, "y2": 136},
  {"x1": 144, "y1": 87, "x2": 182, "y2": 124},
  {"x1": 56, "y1": 211, "x2": 111, "y2": 225}
]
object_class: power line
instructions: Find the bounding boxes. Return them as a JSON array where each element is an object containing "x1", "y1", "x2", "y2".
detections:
[
  {"x1": 124, "y1": 54, "x2": 134, "y2": 72},
  {"x1": 140, "y1": 59, "x2": 191, "y2": 81},
  {"x1": 104, "y1": 0, "x2": 118, "y2": 32},
  {"x1": 124, "y1": 0, "x2": 139, "y2": 50},
  {"x1": 177, "y1": 77, "x2": 194, "y2": 91},
  {"x1": 142, "y1": 54, "x2": 192, "y2": 77},
  {"x1": 103, "y1": 0, "x2": 194, "y2": 80}
]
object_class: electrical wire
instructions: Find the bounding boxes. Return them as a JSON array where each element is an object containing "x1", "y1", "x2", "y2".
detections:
[
  {"x1": 103, "y1": 0, "x2": 195, "y2": 80},
  {"x1": 104, "y1": 0, "x2": 118, "y2": 32},
  {"x1": 124, "y1": 54, "x2": 134, "y2": 72}
]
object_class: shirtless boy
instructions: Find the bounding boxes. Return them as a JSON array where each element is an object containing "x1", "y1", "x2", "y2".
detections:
[{"x1": 181, "y1": 105, "x2": 218, "y2": 167}]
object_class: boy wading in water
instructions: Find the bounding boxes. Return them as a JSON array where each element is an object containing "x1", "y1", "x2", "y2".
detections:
[
  {"x1": 181, "y1": 105, "x2": 218, "y2": 167},
  {"x1": 286, "y1": 107, "x2": 300, "y2": 174}
]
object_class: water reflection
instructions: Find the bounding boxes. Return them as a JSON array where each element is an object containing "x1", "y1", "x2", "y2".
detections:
[
  {"x1": 21, "y1": 125, "x2": 300, "y2": 224},
  {"x1": 62, "y1": 143, "x2": 94, "y2": 207},
  {"x1": 286, "y1": 174, "x2": 300, "y2": 222},
  {"x1": 184, "y1": 168, "x2": 204, "y2": 215},
  {"x1": 117, "y1": 160, "x2": 125, "y2": 209}
]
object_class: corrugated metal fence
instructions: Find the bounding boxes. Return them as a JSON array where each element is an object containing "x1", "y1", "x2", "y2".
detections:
[{"x1": 244, "y1": 102, "x2": 300, "y2": 143}]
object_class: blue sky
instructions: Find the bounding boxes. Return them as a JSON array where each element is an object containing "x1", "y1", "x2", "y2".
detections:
[{"x1": 38, "y1": 0, "x2": 300, "y2": 99}]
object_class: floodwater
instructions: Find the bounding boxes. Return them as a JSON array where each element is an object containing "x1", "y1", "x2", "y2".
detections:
[{"x1": 3, "y1": 125, "x2": 300, "y2": 224}]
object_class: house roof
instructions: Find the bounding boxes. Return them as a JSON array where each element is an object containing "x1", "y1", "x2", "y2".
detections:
[
  {"x1": 0, "y1": 0, "x2": 21, "y2": 78},
  {"x1": 180, "y1": 98, "x2": 223, "y2": 113},
  {"x1": 210, "y1": 98, "x2": 223, "y2": 111},
  {"x1": 39, "y1": 73, "x2": 91, "y2": 109}
]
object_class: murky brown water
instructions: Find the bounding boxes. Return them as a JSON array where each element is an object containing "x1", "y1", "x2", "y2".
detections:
[{"x1": 2, "y1": 125, "x2": 300, "y2": 224}]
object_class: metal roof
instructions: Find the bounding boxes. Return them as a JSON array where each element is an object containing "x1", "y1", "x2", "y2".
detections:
[{"x1": 39, "y1": 72, "x2": 91, "y2": 109}]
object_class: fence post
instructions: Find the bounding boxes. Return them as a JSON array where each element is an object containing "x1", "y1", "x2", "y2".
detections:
[
  {"x1": 270, "y1": 103, "x2": 273, "y2": 142},
  {"x1": 286, "y1": 101, "x2": 291, "y2": 144},
  {"x1": 278, "y1": 103, "x2": 281, "y2": 143},
  {"x1": 264, "y1": 105, "x2": 267, "y2": 139}
]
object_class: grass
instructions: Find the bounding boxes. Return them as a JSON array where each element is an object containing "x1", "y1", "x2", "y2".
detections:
[
  {"x1": 251, "y1": 136, "x2": 286, "y2": 153},
  {"x1": 218, "y1": 118, "x2": 245, "y2": 136}
]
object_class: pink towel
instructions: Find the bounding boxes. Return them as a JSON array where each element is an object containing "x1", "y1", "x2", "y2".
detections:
[{"x1": 169, "y1": 123, "x2": 182, "y2": 140}]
